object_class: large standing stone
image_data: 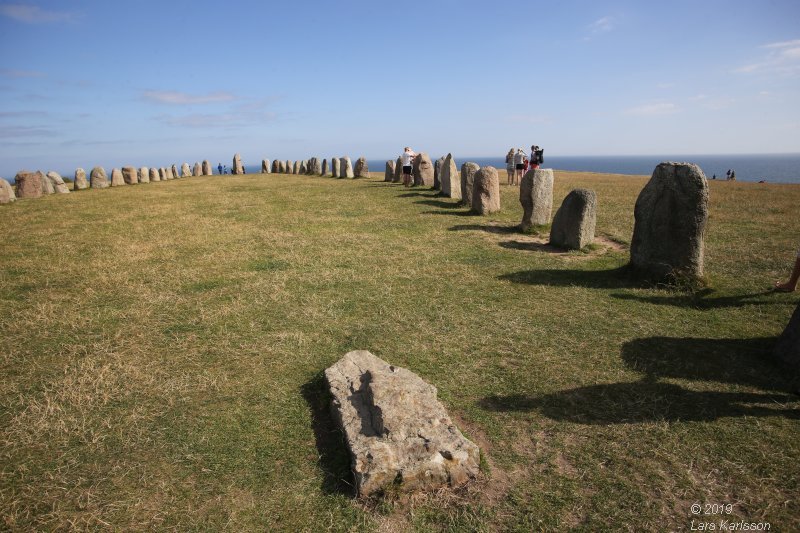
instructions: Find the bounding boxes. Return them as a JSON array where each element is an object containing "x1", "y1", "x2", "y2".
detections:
[
  {"x1": 630, "y1": 162, "x2": 708, "y2": 280},
  {"x1": 393, "y1": 156, "x2": 402, "y2": 183},
  {"x1": 14, "y1": 171, "x2": 43, "y2": 198},
  {"x1": 180, "y1": 163, "x2": 190, "y2": 178},
  {"x1": 203, "y1": 160, "x2": 212, "y2": 175},
  {"x1": 320, "y1": 158, "x2": 327, "y2": 176},
  {"x1": 413, "y1": 152, "x2": 434, "y2": 187},
  {"x1": 311, "y1": 157, "x2": 322, "y2": 175},
  {"x1": 354, "y1": 157, "x2": 369, "y2": 178},
  {"x1": 110, "y1": 168, "x2": 125, "y2": 186},
  {"x1": 272, "y1": 160, "x2": 279, "y2": 173},
  {"x1": 1, "y1": 178, "x2": 17, "y2": 203},
  {"x1": 774, "y1": 302, "x2": 800, "y2": 369},
  {"x1": 149, "y1": 168, "x2": 160, "y2": 182},
  {"x1": 191, "y1": 162, "x2": 200, "y2": 176},
  {"x1": 550, "y1": 189, "x2": 597, "y2": 250},
  {"x1": 73, "y1": 168, "x2": 88, "y2": 190},
  {"x1": 46, "y1": 171, "x2": 71, "y2": 194},
  {"x1": 171, "y1": 164, "x2": 179, "y2": 179},
  {"x1": 39, "y1": 172, "x2": 54, "y2": 195},
  {"x1": 292, "y1": 161, "x2": 299, "y2": 174},
  {"x1": 122, "y1": 166, "x2": 138, "y2": 185},
  {"x1": 433, "y1": 156, "x2": 445, "y2": 190},
  {"x1": 299, "y1": 160, "x2": 308, "y2": 174},
  {"x1": 460, "y1": 162, "x2": 480, "y2": 206},
  {"x1": 262, "y1": 159, "x2": 271, "y2": 173},
  {"x1": 471, "y1": 166, "x2": 500, "y2": 215},
  {"x1": 90, "y1": 167, "x2": 109, "y2": 189},
  {"x1": 139, "y1": 167, "x2": 150, "y2": 184},
  {"x1": 440, "y1": 153, "x2": 461, "y2": 199},
  {"x1": 159, "y1": 168, "x2": 167, "y2": 180},
  {"x1": 325, "y1": 350, "x2": 481, "y2": 497},
  {"x1": 519, "y1": 168, "x2": 554, "y2": 231},
  {"x1": 285, "y1": 160, "x2": 292, "y2": 174},
  {"x1": 232, "y1": 153, "x2": 244, "y2": 175},
  {"x1": 342, "y1": 157, "x2": 354, "y2": 178},
  {"x1": 384, "y1": 160, "x2": 395, "y2": 182}
]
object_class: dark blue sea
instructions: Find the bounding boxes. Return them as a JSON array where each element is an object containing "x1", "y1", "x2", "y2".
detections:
[{"x1": 369, "y1": 153, "x2": 800, "y2": 184}]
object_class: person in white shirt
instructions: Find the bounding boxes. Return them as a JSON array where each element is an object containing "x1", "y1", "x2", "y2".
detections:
[
  {"x1": 400, "y1": 147, "x2": 416, "y2": 187},
  {"x1": 513, "y1": 148, "x2": 526, "y2": 185}
]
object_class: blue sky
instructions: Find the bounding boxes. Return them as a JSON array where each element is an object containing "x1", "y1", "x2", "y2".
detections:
[{"x1": 1, "y1": 0, "x2": 799, "y2": 176}]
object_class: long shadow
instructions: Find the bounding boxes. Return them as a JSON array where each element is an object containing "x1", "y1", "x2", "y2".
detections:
[
  {"x1": 477, "y1": 336, "x2": 800, "y2": 424},
  {"x1": 414, "y1": 199, "x2": 463, "y2": 209},
  {"x1": 420, "y1": 210, "x2": 475, "y2": 217},
  {"x1": 499, "y1": 240, "x2": 561, "y2": 253},
  {"x1": 610, "y1": 290, "x2": 779, "y2": 310},
  {"x1": 397, "y1": 191, "x2": 438, "y2": 198},
  {"x1": 499, "y1": 266, "x2": 637, "y2": 289},
  {"x1": 300, "y1": 374, "x2": 354, "y2": 496},
  {"x1": 450, "y1": 224, "x2": 518, "y2": 235}
]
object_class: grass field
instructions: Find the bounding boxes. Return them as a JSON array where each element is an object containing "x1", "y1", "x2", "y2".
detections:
[{"x1": 1, "y1": 168, "x2": 798, "y2": 531}]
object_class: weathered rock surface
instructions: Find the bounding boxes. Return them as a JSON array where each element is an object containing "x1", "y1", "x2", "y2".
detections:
[
  {"x1": 354, "y1": 157, "x2": 369, "y2": 178},
  {"x1": 73, "y1": 168, "x2": 89, "y2": 190},
  {"x1": 203, "y1": 160, "x2": 212, "y2": 175},
  {"x1": 343, "y1": 157, "x2": 354, "y2": 178},
  {"x1": 433, "y1": 156, "x2": 445, "y2": 190},
  {"x1": 311, "y1": 157, "x2": 322, "y2": 175},
  {"x1": 0, "y1": 178, "x2": 16, "y2": 203},
  {"x1": 139, "y1": 167, "x2": 150, "y2": 184},
  {"x1": 284, "y1": 160, "x2": 291, "y2": 174},
  {"x1": 272, "y1": 160, "x2": 280, "y2": 173},
  {"x1": 325, "y1": 350, "x2": 481, "y2": 497},
  {"x1": 440, "y1": 154, "x2": 461, "y2": 199},
  {"x1": 471, "y1": 166, "x2": 500, "y2": 215},
  {"x1": 193, "y1": 162, "x2": 201, "y2": 176},
  {"x1": 322, "y1": 158, "x2": 329, "y2": 176},
  {"x1": 384, "y1": 160, "x2": 395, "y2": 182},
  {"x1": 413, "y1": 153, "x2": 434, "y2": 187},
  {"x1": 262, "y1": 159, "x2": 270, "y2": 173},
  {"x1": 46, "y1": 171, "x2": 70, "y2": 194},
  {"x1": 159, "y1": 168, "x2": 167, "y2": 181},
  {"x1": 40, "y1": 171, "x2": 54, "y2": 194},
  {"x1": 293, "y1": 161, "x2": 300, "y2": 174},
  {"x1": 300, "y1": 160, "x2": 308, "y2": 174},
  {"x1": 332, "y1": 157, "x2": 341, "y2": 178},
  {"x1": 149, "y1": 168, "x2": 160, "y2": 182},
  {"x1": 110, "y1": 168, "x2": 125, "y2": 186},
  {"x1": 519, "y1": 168, "x2": 554, "y2": 231},
  {"x1": 179, "y1": 163, "x2": 190, "y2": 178},
  {"x1": 393, "y1": 156, "x2": 402, "y2": 183},
  {"x1": 550, "y1": 189, "x2": 597, "y2": 250},
  {"x1": 122, "y1": 166, "x2": 138, "y2": 185},
  {"x1": 630, "y1": 162, "x2": 708, "y2": 281},
  {"x1": 171, "y1": 164, "x2": 179, "y2": 179},
  {"x1": 460, "y1": 162, "x2": 480, "y2": 206},
  {"x1": 774, "y1": 302, "x2": 800, "y2": 369},
  {"x1": 15, "y1": 171, "x2": 43, "y2": 198},
  {"x1": 90, "y1": 167, "x2": 109, "y2": 189},
  {"x1": 233, "y1": 153, "x2": 244, "y2": 175}
]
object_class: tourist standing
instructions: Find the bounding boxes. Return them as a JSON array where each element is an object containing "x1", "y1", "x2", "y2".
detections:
[
  {"x1": 218, "y1": 163, "x2": 223, "y2": 175},
  {"x1": 400, "y1": 147, "x2": 416, "y2": 187},
  {"x1": 513, "y1": 148, "x2": 526, "y2": 185},
  {"x1": 505, "y1": 148, "x2": 515, "y2": 185},
  {"x1": 530, "y1": 145, "x2": 543, "y2": 170}
]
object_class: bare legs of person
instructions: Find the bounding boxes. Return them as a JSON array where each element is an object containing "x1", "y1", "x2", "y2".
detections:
[
  {"x1": 507, "y1": 168, "x2": 513, "y2": 186},
  {"x1": 775, "y1": 255, "x2": 800, "y2": 292},
  {"x1": 403, "y1": 171, "x2": 411, "y2": 187}
]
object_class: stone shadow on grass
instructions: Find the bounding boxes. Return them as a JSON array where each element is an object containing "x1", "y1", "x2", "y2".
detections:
[
  {"x1": 396, "y1": 191, "x2": 439, "y2": 198},
  {"x1": 449, "y1": 224, "x2": 518, "y2": 235},
  {"x1": 498, "y1": 240, "x2": 562, "y2": 254},
  {"x1": 420, "y1": 210, "x2": 475, "y2": 217},
  {"x1": 499, "y1": 266, "x2": 636, "y2": 290},
  {"x1": 478, "y1": 336, "x2": 799, "y2": 424},
  {"x1": 610, "y1": 289, "x2": 779, "y2": 310},
  {"x1": 414, "y1": 199, "x2": 464, "y2": 209},
  {"x1": 300, "y1": 374, "x2": 355, "y2": 496}
]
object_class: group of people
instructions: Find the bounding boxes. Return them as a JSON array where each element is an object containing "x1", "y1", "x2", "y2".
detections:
[{"x1": 505, "y1": 145, "x2": 544, "y2": 186}]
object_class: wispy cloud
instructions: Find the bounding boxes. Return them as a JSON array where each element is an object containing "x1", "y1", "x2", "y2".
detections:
[
  {"x1": 0, "y1": 3, "x2": 77, "y2": 23},
  {"x1": 585, "y1": 16, "x2": 615, "y2": 40},
  {"x1": 625, "y1": 102, "x2": 679, "y2": 116},
  {"x1": 734, "y1": 39, "x2": 800, "y2": 76},
  {"x1": 156, "y1": 111, "x2": 278, "y2": 128},
  {"x1": 0, "y1": 68, "x2": 46, "y2": 78},
  {"x1": 0, "y1": 125, "x2": 57, "y2": 138},
  {"x1": 142, "y1": 90, "x2": 237, "y2": 105}
]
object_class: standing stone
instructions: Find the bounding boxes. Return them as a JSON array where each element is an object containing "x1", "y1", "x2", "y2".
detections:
[
  {"x1": 139, "y1": 167, "x2": 150, "y2": 184},
  {"x1": 519, "y1": 168, "x2": 554, "y2": 231},
  {"x1": 293, "y1": 161, "x2": 300, "y2": 174},
  {"x1": 341, "y1": 157, "x2": 354, "y2": 178},
  {"x1": 122, "y1": 166, "x2": 138, "y2": 184},
  {"x1": 111, "y1": 168, "x2": 125, "y2": 186},
  {"x1": 440, "y1": 153, "x2": 461, "y2": 199},
  {"x1": 271, "y1": 160, "x2": 279, "y2": 173},
  {"x1": 311, "y1": 157, "x2": 322, "y2": 175},
  {"x1": 262, "y1": 159, "x2": 271, "y2": 173},
  {"x1": 322, "y1": 158, "x2": 329, "y2": 176},
  {"x1": 332, "y1": 157, "x2": 341, "y2": 178},
  {"x1": 232, "y1": 153, "x2": 244, "y2": 175},
  {"x1": 193, "y1": 162, "x2": 202, "y2": 177},
  {"x1": 413, "y1": 152, "x2": 434, "y2": 187},
  {"x1": 0, "y1": 178, "x2": 15, "y2": 204},
  {"x1": 203, "y1": 160, "x2": 212, "y2": 175},
  {"x1": 46, "y1": 171, "x2": 70, "y2": 194},
  {"x1": 150, "y1": 168, "x2": 160, "y2": 182},
  {"x1": 325, "y1": 350, "x2": 481, "y2": 497},
  {"x1": 460, "y1": 162, "x2": 480, "y2": 205},
  {"x1": 14, "y1": 171, "x2": 43, "y2": 198},
  {"x1": 300, "y1": 160, "x2": 308, "y2": 174},
  {"x1": 774, "y1": 302, "x2": 800, "y2": 369},
  {"x1": 171, "y1": 164, "x2": 179, "y2": 179},
  {"x1": 180, "y1": 163, "x2": 190, "y2": 178},
  {"x1": 384, "y1": 160, "x2": 395, "y2": 182},
  {"x1": 158, "y1": 168, "x2": 166, "y2": 180},
  {"x1": 471, "y1": 166, "x2": 500, "y2": 215},
  {"x1": 73, "y1": 168, "x2": 88, "y2": 190},
  {"x1": 39, "y1": 172, "x2": 54, "y2": 195},
  {"x1": 393, "y1": 156, "x2": 402, "y2": 183},
  {"x1": 353, "y1": 157, "x2": 369, "y2": 178},
  {"x1": 284, "y1": 160, "x2": 291, "y2": 174},
  {"x1": 90, "y1": 167, "x2": 109, "y2": 189},
  {"x1": 630, "y1": 162, "x2": 709, "y2": 281},
  {"x1": 433, "y1": 156, "x2": 445, "y2": 190},
  {"x1": 550, "y1": 189, "x2": 597, "y2": 250}
]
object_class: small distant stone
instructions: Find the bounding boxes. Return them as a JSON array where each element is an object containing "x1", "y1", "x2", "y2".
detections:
[
  {"x1": 193, "y1": 162, "x2": 201, "y2": 176},
  {"x1": 325, "y1": 350, "x2": 481, "y2": 497},
  {"x1": 440, "y1": 153, "x2": 461, "y2": 199},
  {"x1": 40, "y1": 171, "x2": 54, "y2": 195},
  {"x1": 550, "y1": 189, "x2": 597, "y2": 250},
  {"x1": 0, "y1": 178, "x2": 16, "y2": 204},
  {"x1": 393, "y1": 156, "x2": 402, "y2": 183},
  {"x1": 139, "y1": 167, "x2": 150, "y2": 184},
  {"x1": 300, "y1": 160, "x2": 308, "y2": 174},
  {"x1": 433, "y1": 156, "x2": 445, "y2": 190},
  {"x1": 293, "y1": 161, "x2": 300, "y2": 174},
  {"x1": 46, "y1": 171, "x2": 71, "y2": 194},
  {"x1": 322, "y1": 158, "x2": 329, "y2": 176},
  {"x1": 233, "y1": 153, "x2": 244, "y2": 175},
  {"x1": 414, "y1": 153, "x2": 434, "y2": 187},
  {"x1": 122, "y1": 166, "x2": 138, "y2": 185},
  {"x1": 171, "y1": 165, "x2": 179, "y2": 179},
  {"x1": 180, "y1": 163, "x2": 190, "y2": 178},
  {"x1": 203, "y1": 160, "x2": 212, "y2": 175},
  {"x1": 262, "y1": 159, "x2": 271, "y2": 173},
  {"x1": 110, "y1": 168, "x2": 125, "y2": 186},
  {"x1": 471, "y1": 166, "x2": 500, "y2": 215},
  {"x1": 384, "y1": 160, "x2": 395, "y2": 182},
  {"x1": 15, "y1": 170, "x2": 44, "y2": 198},
  {"x1": 311, "y1": 157, "x2": 322, "y2": 175},
  {"x1": 354, "y1": 157, "x2": 369, "y2": 178},
  {"x1": 460, "y1": 162, "x2": 480, "y2": 206},
  {"x1": 149, "y1": 168, "x2": 160, "y2": 182},
  {"x1": 90, "y1": 167, "x2": 109, "y2": 189},
  {"x1": 519, "y1": 169, "x2": 554, "y2": 231},
  {"x1": 73, "y1": 168, "x2": 89, "y2": 190}
]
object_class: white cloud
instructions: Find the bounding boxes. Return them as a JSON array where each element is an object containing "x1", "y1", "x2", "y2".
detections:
[
  {"x1": 0, "y1": 4, "x2": 76, "y2": 23},
  {"x1": 625, "y1": 102, "x2": 679, "y2": 116},
  {"x1": 0, "y1": 68, "x2": 46, "y2": 78},
  {"x1": 734, "y1": 38, "x2": 800, "y2": 76},
  {"x1": 589, "y1": 16, "x2": 614, "y2": 34},
  {"x1": 142, "y1": 90, "x2": 237, "y2": 105}
]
